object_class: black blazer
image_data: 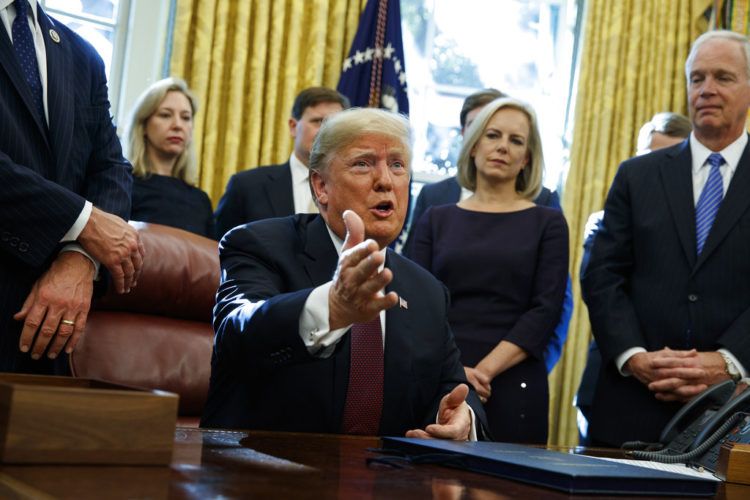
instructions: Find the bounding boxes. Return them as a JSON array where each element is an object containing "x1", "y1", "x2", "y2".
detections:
[
  {"x1": 202, "y1": 214, "x2": 487, "y2": 436},
  {"x1": 214, "y1": 162, "x2": 294, "y2": 239},
  {"x1": 0, "y1": 8, "x2": 132, "y2": 373},
  {"x1": 582, "y1": 139, "x2": 750, "y2": 446}
]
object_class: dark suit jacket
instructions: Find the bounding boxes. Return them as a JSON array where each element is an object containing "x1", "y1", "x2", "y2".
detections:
[
  {"x1": 214, "y1": 162, "x2": 294, "y2": 239},
  {"x1": 402, "y1": 176, "x2": 571, "y2": 372},
  {"x1": 582, "y1": 139, "x2": 750, "y2": 446},
  {"x1": 201, "y1": 214, "x2": 487, "y2": 436},
  {"x1": 0, "y1": 9, "x2": 132, "y2": 373}
]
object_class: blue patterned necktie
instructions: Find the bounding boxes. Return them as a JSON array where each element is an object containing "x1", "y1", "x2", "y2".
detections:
[
  {"x1": 695, "y1": 153, "x2": 725, "y2": 255},
  {"x1": 12, "y1": 0, "x2": 45, "y2": 123}
]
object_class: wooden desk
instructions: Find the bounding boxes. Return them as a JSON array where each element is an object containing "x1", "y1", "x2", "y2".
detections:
[{"x1": 1, "y1": 428, "x2": 748, "y2": 499}]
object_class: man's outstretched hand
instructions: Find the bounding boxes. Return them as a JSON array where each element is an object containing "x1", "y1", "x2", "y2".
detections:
[
  {"x1": 328, "y1": 210, "x2": 398, "y2": 330},
  {"x1": 405, "y1": 384, "x2": 472, "y2": 441}
]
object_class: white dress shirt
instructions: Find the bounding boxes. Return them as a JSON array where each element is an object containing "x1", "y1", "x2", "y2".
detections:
[
  {"x1": 617, "y1": 132, "x2": 748, "y2": 378},
  {"x1": 289, "y1": 152, "x2": 318, "y2": 214}
]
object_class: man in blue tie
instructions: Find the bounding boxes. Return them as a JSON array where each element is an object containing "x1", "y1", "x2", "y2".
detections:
[
  {"x1": 0, "y1": 0, "x2": 143, "y2": 374},
  {"x1": 582, "y1": 30, "x2": 750, "y2": 447}
]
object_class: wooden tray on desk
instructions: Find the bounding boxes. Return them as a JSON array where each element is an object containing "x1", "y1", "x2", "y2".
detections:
[{"x1": 0, "y1": 373, "x2": 178, "y2": 465}]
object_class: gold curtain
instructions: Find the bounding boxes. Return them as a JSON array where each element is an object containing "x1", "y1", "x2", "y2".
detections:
[
  {"x1": 170, "y1": 0, "x2": 367, "y2": 204},
  {"x1": 549, "y1": 0, "x2": 713, "y2": 447}
]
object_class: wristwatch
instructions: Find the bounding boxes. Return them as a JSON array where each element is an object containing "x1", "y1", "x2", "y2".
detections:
[{"x1": 719, "y1": 352, "x2": 742, "y2": 382}]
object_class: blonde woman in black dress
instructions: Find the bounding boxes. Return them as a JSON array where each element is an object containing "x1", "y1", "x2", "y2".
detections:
[{"x1": 410, "y1": 97, "x2": 568, "y2": 443}]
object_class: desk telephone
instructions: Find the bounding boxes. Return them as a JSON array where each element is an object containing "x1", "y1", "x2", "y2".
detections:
[{"x1": 625, "y1": 379, "x2": 750, "y2": 472}]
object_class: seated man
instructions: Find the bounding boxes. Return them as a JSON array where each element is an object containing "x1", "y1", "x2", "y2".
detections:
[{"x1": 202, "y1": 108, "x2": 486, "y2": 439}]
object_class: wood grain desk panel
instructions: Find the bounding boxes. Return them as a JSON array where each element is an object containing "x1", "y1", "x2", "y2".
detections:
[{"x1": 0, "y1": 428, "x2": 748, "y2": 499}]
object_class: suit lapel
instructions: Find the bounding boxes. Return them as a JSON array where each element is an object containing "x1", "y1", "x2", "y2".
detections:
[
  {"x1": 380, "y1": 250, "x2": 413, "y2": 432},
  {"x1": 660, "y1": 142, "x2": 697, "y2": 268},
  {"x1": 0, "y1": 12, "x2": 49, "y2": 144},
  {"x1": 264, "y1": 162, "x2": 295, "y2": 216},
  {"x1": 38, "y1": 9, "x2": 73, "y2": 181},
  {"x1": 695, "y1": 137, "x2": 750, "y2": 270},
  {"x1": 300, "y1": 215, "x2": 338, "y2": 286}
]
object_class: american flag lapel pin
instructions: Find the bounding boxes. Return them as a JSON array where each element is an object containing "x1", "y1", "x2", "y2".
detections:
[{"x1": 399, "y1": 296, "x2": 408, "y2": 309}]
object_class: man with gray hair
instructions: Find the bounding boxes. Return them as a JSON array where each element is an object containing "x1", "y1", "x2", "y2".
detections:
[
  {"x1": 582, "y1": 30, "x2": 750, "y2": 446},
  {"x1": 202, "y1": 108, "x2": 487, "y2": 440}
]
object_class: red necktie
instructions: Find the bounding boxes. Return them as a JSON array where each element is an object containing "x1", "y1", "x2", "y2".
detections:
[{"x1": 341, "y1": 316, "x2": 384, "y2": 435}]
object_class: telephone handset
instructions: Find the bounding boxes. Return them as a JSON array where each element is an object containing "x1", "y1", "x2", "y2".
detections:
[
  {"x1": 626, "y1": 379, "x2": 750, "y2": 470},
  {"x1": 659, "y1": 379, "x2": 736, "y2": 453}
]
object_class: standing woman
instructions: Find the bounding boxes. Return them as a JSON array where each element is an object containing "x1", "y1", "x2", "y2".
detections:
[
  {"x1": 409, "y1": 98, "x2": 568, "y2": 443},
  {"x1": 125, "y1": 78, "x2": 216, "y2": 239}
]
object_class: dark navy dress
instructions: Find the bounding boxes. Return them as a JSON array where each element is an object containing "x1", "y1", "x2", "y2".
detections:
[
  {"x1": 410, "y1": 204, "x2": 568, "y2": 443},
  {"x1": 131, "y1": 174, "x2": 216, "y2": 239}
]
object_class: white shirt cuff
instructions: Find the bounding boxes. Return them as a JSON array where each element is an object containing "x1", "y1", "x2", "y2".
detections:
[
  {"x1": 718, "y1": 348, "x2": 747, "y2": 378},
  {"x1": 61, "y1": 201, "x2": 92, "y2": 242},
  {"x1": 299, "y1": 281, "x2": 351, "y2": 357},
  {"x1": 60, "y1": 243, "x2": 100, "y2": 275},
  {"x1": 616, "y1": 347, "x2": 647, "y2": 376}
]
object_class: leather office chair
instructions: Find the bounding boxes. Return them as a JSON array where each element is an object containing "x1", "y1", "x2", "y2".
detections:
[{"x1": 70, "y1": 222, "x2": 219, "y2": 426}]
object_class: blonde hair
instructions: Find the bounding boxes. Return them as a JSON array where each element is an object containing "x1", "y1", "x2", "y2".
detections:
[
  {"x1": 457, "y1": 97, "x2": 543, "y2": 200},
  {"x1": 125, "y1": 77, "x2": 198, "y2": 184},
  {"x1": 309, "y1": 107, "x2": 413, "y2": 174}
]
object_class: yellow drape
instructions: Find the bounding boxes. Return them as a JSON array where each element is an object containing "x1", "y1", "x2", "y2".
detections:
[
  {"x1": 169, "y1": 0, "x2": 366, "y2": 204},
  {"x1": 550, "y1": 0, "x2": 713, "y2": 447}
]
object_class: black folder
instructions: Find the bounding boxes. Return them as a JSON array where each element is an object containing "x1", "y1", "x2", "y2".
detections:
[{"x1": 381, "y1": 437, "x2": 719, "y2": 496}]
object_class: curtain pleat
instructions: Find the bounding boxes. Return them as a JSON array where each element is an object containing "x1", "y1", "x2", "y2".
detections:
[
  {"x1": 550, "y1": 0, "x2": 713, "y2": 447},
  {"x1": 169, "y1": 0, "x2": 365, "y2": 204}
]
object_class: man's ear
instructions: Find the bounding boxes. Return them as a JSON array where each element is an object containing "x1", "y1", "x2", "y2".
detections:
[
  {"x1": 288, "y1": 117, "x2": 298, "y2": 138},
  {"x1": 310, "y1": 170, "x2": 328, "y2": 207}
]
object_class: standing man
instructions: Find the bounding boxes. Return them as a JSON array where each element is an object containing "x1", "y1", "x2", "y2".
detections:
[
  {"x1": 0, "y1": 0, "x2": 143, "y2": 374},
  {"x1": 582, "y1": 30, "x2": 750, "y2": 446},
  {"x1": 214, "y1": 87, "x2": 350, "y2": 238}
]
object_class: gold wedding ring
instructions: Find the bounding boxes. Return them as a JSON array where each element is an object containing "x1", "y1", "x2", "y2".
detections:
[{"x1": 60, "y1": 319, "x2": 75, "y2": 326}]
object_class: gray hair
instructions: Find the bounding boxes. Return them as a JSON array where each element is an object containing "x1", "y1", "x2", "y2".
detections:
[
  {"x1": 685, "y1": 30, "x2": 750, "y2": 82},
  {"x1": 125, "y1": 77, "x2": 198, "y2": 184},
  {"x1": 457, "y1": 97, "x2": 544, "y2": 200},
  {"x1": 636, "y1": 112, "x2": 691, "y2": 153},
  {"x1": 309, "y1": 107, "x2": 413, "y2": 175}
]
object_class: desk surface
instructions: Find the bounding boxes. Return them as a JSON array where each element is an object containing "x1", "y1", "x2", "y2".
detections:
[{"x1": 0, "y1": 427, "x2": 748, "y2": 499}]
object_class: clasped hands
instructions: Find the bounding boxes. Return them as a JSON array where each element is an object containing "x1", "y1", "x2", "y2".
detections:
[
  {"x1": 626, "y1": 347, "x2": 730, "y2": 402},
  {"x1": 14, "y1": 207, "x2": 144, "y2": 360},
  {"x1": 329, "y1": 210, "x2": 472, "y2": 441}
]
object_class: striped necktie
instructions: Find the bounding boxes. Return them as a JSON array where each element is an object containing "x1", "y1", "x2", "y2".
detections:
[{"x1": 695, "y1": 153, "x2": 725, "y2": 255}]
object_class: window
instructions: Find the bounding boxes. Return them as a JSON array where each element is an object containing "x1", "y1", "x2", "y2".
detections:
[
  {"x1": 41, "y1": 0, "x2": 130, "y2": 109},
  {"x1": 401, "y1": 0, "x2": 578, "y2": 193}
]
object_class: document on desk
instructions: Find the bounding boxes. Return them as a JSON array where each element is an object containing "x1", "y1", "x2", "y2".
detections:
[
  {"x1": 585, "y1": 456, "x2": 720, "y2": 480},
  {"x1": 381, "y1": 437, "x2": 720, "y2": 496}
]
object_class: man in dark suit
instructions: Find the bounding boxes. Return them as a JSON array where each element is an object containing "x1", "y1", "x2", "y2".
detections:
[
  {"x1": 582, "y1": 30, "x2": 750, "y2": 446},
  {"x1": 403, "y1": 88, "x2": 571, "y2": 373},
  {"x1": 0, "y1": 1, "x2": 143, "y2": 374},
  {"x1": 575, "y1": 112, "x2": 691, "y2": 444},
  {"x1": 202, "y1": 108, "x2": 487, "y2": 439},
  {"x1": 214, "y1": 87, "x2": 350, "y2": 238}
]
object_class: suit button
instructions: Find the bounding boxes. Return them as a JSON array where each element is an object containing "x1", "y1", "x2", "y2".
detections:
[
  {"x1": 1, "y1": 231, "x2": 9, "y2": 242},
  {"x1": 18, "y1": 242, "x2": 28, "y2": 252},
  {"x1": 688, "y1": 294, "x2": 698, "y2": 302},
  {"x1": 9, "y1": 236, "x2": 18, "y2": 247}
]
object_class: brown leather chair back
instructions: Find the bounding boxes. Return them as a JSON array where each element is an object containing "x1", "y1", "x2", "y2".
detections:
[{"x1": 70, "y1": 223, "x2": 219, "y2": 422}]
